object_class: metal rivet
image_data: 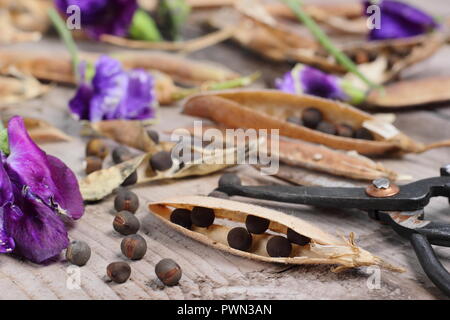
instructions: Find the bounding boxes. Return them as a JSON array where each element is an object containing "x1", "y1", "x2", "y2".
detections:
[
  {"x1": 366, "y1": 178, "x2": 399, "y2": 198},
  {"x1": 372, "y1": 178, "x2": 390, "y2": 189}
]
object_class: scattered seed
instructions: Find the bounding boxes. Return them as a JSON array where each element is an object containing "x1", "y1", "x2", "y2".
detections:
[
  {"x1": 208, "y1": 190, "x2": 229, "y2": 199},
  {"x1": 354, "y1": 127, "x2": 374, "y2": 140},
  {"x1": 86, "y1": 138, "x2": 109, "y2": 159},
  {"x1": 155, "y1": 258, "x2": 182, "y2": 286},
  {"x1": 147, "y1": 129, "x2": 160, "y2": 144},
  {"x1": 107, "y1": 262, "x2": 131, "y2": 283},
  {"x1": 227, "y1": 227, "x2": 252, "y2": 251},
  {"x1": 85, "y1": 156, "x2": 103, "y2": 175},
  {"x1": 218, "y1": 173, "x2": 241, "y2": 188},
  {"x1": 316, "y1": 121, "x2": 337, "y2": 135},
  {"x1": 121, "y1": 170, "x2": 138, "y2": 187},
  {"x1": 191, "y1": 206, "x2": 215, "y2": 228},
  {"x1": 287, "y1": 228, "x2": 311, "y2": 246},
  {"x1": 336, "y1": 124, "x2": 354, "y2": 138},
  {"x1": 114, "y1": 189, "x2": 139, "y2": 213},
  {"x1": 113, "y1": 211, "x2": 140, "y2": 235},
  {"x1": 150, "y1": 151, "x2": 173, "y2": 171},
  {"x1": 121, "y1": 234, "x2": 147, "y2": 260},
  {"x1": 112, "y1": 146, "x2": 133, "y2": 164},
  {"x1": 66, "y1": 240, "x2": 91, "y2": 266},
  {"x1": 266, "y1": 236, "x2": 292, "y2": 257},
  {"x1": 302, "y1": 108, "x2": 323, "y2": 129},
  {"x1": 170, "y1": 208, "x2": 192, "y2": 229},
  {"x1": 245, "y1": 215, "x2": 270, "y2": 234}
]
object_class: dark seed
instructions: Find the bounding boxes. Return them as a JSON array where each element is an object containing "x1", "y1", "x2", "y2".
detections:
[
  {"x1": 155, "y1": 258, "x2": 182, "y2": 286},
  {"x1": 191, "y1": 206, "x2": 215, "y2": 228},
  {"x1": 227, "y1": 227, "x2": 252, "y2": 251},
  {"x1": 112, "y1": 146, "x2": 133, "y2": 164},
  {"x1": 150, "y1": 151, "x2": 173, "y2": 171},
  {"x1": 85, "y1": 156, "x2": 102, "y2": 175},
  {"x1": 147, "y1": 129, "x2": 160, "y2": 144},
  {"x1": 121, "y1": 234, "x2": 147, "y2": 260},
  {"x1": 218, "y1": 173, "x2": 241, "y2": 188},
  {"x1": 113, "y1": 211, "x2": 140, "y2": 235},
  {"x1": 354, "y1": 127, "x2": 374, "y2": 140},
  {"x1": 245, "y1": 215, "x2": 270, "y2": 234},
  {"x1": 114, "y1": 189, "x2": 139, "y2": 213},
  {"x1": 286, "y1": 116, "x2": 303, "y2": 126},
  {"x1": 266, "y1": 236, "x2": 292, "y2": 257},
  {"x1": 66, "y1": 240, "x2": 91, "y2": 266},
  {"x1": 86, "y1": 138, "x2": 109, "y2": 159},
  {"x1": 316, "y1": 121, "x2": 337, "y2": 135},
  {"x1": 287, "y1": 228, "x2": 310, "y2": 246},
  {"x1": 170, "y1": 209, "x2": 192, "y2": 229},
  {"x1": 121, "y1": 171, "x2": 138, "y2": 187},
  {"x1": 107, "y1": 262, "x2": 131, "y2": 284},
  {"x1": 208, "y1": 190, "x2": 229, "y2": 199},
  {"x1": 302, "y1": 108, "x2": 323, "y2": 129},
  {"x1": 336, "y1": 124, "x2": 354, "y2": 138}
]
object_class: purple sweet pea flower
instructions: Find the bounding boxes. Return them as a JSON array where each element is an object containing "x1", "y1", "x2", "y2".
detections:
[
  {"x1": 69, "y1": 56, "x2": 157, "y2": 122},
  {"x1": 0, "y1": 116, "x2": 84, "y2": 263},
  {"x1": 55, "y1": 0, "x2": 138, "y2": 39},
  {"x1": 364, "y1": 0, "x2": 439, "y2": 40}
]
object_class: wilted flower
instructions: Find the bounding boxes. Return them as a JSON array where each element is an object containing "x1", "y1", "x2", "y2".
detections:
[
  {"x1": 69, "y1": 56, "x2": 157, "y2": 122},
  {"x1": 0, "y1": 116, "x2": 84, "y2": 263},
  {"x1": 364, "y1": 0, "x2": 439, "y2": 40}
]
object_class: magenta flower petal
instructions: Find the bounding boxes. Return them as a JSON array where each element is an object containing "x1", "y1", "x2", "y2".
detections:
[
  {"x1": 0, "y1": 162, "x2": 15, "y2": 254},
  {"x1": 69, "y1": 83, "x2": 93, "y2": 120}
]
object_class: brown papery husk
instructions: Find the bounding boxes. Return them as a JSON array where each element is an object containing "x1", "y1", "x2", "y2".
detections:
[
  {"x1": 0, "y1": 72, "x2": 47, "y2": 105},
  {"x1": 182, "y1": 90, "x2": 437, "y2": 155},
  {"x1": 149, "y1": 196, "x2": 402, "y2": 271},
  {"x1": 22, "y1": 118, "x2": 72, "y2": 143}
]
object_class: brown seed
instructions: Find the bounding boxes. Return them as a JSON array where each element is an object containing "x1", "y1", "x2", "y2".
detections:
[
  {"x1": 150, "y1": 151, "x2": 173, "y2": 171},
  {"x1": 113, "y1": 211, "x2": 140, "y2": 235},
  {"x1": 114, "y1": 189, "x2": 139, "y2": 213},
  {"x1": 66, "y1": 240, "x2": 91, "y2": 266},
  {"x1": 121, "y1": 171, "x2": 138, "y2": 187},
  {"x1": 85, "y1": 156, "x2": 102, "y2": 175},
  {"x1": 227, "y1": 227, "x2": 252, "y2": 251},
  {"x1": 170, "y1": 208, "x2": 192, "y2": 229},
  {"x1": 218, "y1": 173, "x2": 241, "y2": 188},
  {"x1": 336, "y1": 124, "x2": 354, "y2": 138},
  {"x1": 286, "y1": 116, "x2": 303, "y2": 126},
  {"x1": 316, "y1": 121, "x2": 337, "y2": 135},
  {"x1": 107, "y1": 262, "x2": 131, "y2": 283},
  {"x1": 147, "y1": 129, "x2": 160, "y2": 144},
  {"x1": 155, "y1": 259, "x2": 182, "y2": 286},
  {"x1": 86, "y1": 138, "x2": 109, "y2": 159},
  {"x1": 302, "y1": 108, "x2": 323, "y2": 129},
  {"x1": 266, "y1": 236, "x2": 292, "y2": 257},
  {"x1": 245, "y1": 215, "x2": 270, "y2": 234},
  {"x1": 354, "y1": 127, "x2": 374, "y2": 140},
  {"x1": 208, "y1": 190, "x2": 229, "y2": 199},
  {"x1": 121, "y1": 234, "x2": 147, "y2": 260},
  {"x1": 191, "y1": 206, "x2": 215, "y2": 228},
  {"x1": 287, "y1": 228, "x2": 310, "y2": 246},
  {"x1": 112, "y1": 146, "x2": 133, "y2": 164}
]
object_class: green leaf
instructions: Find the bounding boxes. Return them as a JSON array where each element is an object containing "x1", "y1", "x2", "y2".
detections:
[
  {"x1": 129, "y1": 9, "x2": 162, "y2": 42},
  {"x1": 0, "y1": 128, "x2": 9, "y2": 155},
  {"x1": 157, "y1": 0, "x2": 191, "y2": 41}
]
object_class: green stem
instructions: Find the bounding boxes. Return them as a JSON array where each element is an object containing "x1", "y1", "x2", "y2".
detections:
[{"x1": 281, "y1": 0, "x2": 380, "y2": 89}]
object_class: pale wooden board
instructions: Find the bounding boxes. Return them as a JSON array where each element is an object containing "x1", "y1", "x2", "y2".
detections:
[{"x1": 0, "y1": 0, "x2": 449, "y2": 300}]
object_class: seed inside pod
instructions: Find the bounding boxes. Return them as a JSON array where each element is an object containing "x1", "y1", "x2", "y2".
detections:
[
  {"x1": 170, "y1": 208, "x2": 192, "y2": 229},
  {"x1": 191, "y1": 206, "x2": 215, "y2": 227},
  {"x1": 85, "y1": 156, "x2": 103, "y2": 175},
  {"x1": 218, "y1": 173, "x2": 241, "y2": 188},
  {"x1": 107, "y1": 262, "x2": 131, "y2": 284},
  {"x1": 113, "y1": 211, "x2": 140, "y2": 235},
  {"x1": 316, "y1": 121, "x2": 337, "y2": 135},
  {"x1": 86, "y1": 138, "x2": 109, "y2": 159},
  {"x1": 245, "y1": 215, "x2": 270, "y2": 234},
  {"x1": 227, "y1": 227, "x2": 252, "y2": 251},
  {"x1": 66, "y1": 240, "x2": 91, "y2": 266},
  {"x1": 121, "y1": 234, "x2": 147, "y2": 260},
  {"x1": 208, "y1": 190, "x2": 229, "y2": 199},
  {"x1": 155, "y1": 258, "x2": 182, "y2": 286},
  {"x1": 147, "y1": 129, "x2": 160, "y2": 144},
  {"x1": 266, "y1": 236, "x2": 292, "y2": 257},
  {"x1": 114, "y1": 189, "x2": 139, "y2": 213},
  {"x1": 286, "y1": 116, "x2": 303, "y2": 126},
  {"x1": 336, "y1": 124, "x2": 354, "y2": 138},
  {"x1": 112, "y1": 146, "x2": 133, "y2": 164},
  {"x1": 150, "y1": 151, "x2": 173, "y2": 171},
  {"x1": 354, "y1": 127, "x2": 374, "y2": 141},
  {"x1": 121, "y1": 170, "x2": 138, "y2": 187},
  {"x1": 287, "y1": 228, "x2": 311, "y2": 246},
  {"x1": 302, "y1": 108, "x2": 323, "y2": 129}
]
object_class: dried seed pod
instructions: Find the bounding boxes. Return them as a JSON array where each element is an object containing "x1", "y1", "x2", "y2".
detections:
[
  {"x1": 107, "y1": 262, "x2": 131, "y2": 283},
  {"x1": 121, "y1": 234, "x2": 147, "y2": 260},
  {"x1": 112, "y1": 146, "x2": 133, "y2": 164},
  {"x1": 121, "y1": 170, "x2": 138, "y2": 187},
  {"x1": 113, "y1": 211, "x2": 141, "y2": 235},
  {"x1": 170, "y1": 208, "x2": 192, "y2": 229},
  {"x1": 218, "y1": 173, "x2": 241, "y2": 187},
  {"x1": 150, "y1": 151, "x2": 173, "y2": 171},
  {"x1": 147, "y1": 129, "x2": 160, "y2": 144},
  {"x1": 302, "y1": 108, "x2": 323, "y2": 129},
  {"x1": 208, "y1": 190, "x2": 229, "y2": 199},
  {"x1": 245, "y1": 215, "x2": 270, "y2": 234},
  {"x1": 227, "y1": 227, "x2": 252, "y2": 251},
  {"x1": 66, "y1": 241, "x2": 91, "y2": 266},
  {"x1": 287, "y1": 228, "x2": 311, "y2": 246},
  {"x1": 86, "y1": 138, "x2": 109, "y2": 159},
  {"x1": 155, "y1": 259, "x2": 182, "y2": 286},
  {"x1": 316, "y1": 121, "x2": 337, "y2": 135},
  {"x1": 266, "y1": 236, "x2": 292, "y2": 257},
  {"x1": 85, "y1": 156, "x2": 103, "y2": 175},
  {"x1": 114, "y1": 189, "x2": 140, "y2": 213},
  {"x1": 191, "y1": 206, "x2": 215, "y2": 228}
]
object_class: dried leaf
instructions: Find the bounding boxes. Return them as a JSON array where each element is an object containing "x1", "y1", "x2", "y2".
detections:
[
  {"x1": 0, "y1": 70, "x2": 47, "y2": 105},
  {"x1": 0, "y1": 10, "x2": 41, "y2": 44},
  {"x1": 22, "y1": 117, "x2": 72, "y2": 143}
]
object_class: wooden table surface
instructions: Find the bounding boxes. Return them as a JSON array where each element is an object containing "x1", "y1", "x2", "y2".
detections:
[{"x1": 0, "y1": 0, "x2": 449, "y2": 300}]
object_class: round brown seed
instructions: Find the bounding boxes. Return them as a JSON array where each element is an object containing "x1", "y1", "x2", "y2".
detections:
[
  {"x1": 112, "y1": 146, "x2": 133, "y2": 164},
  {"x1": 170, "y1": 208, "x2": 192, "y2": 229},
  {"x1": 121, "y1": 234, "x2": 147, "y2": 260},
  {"x1": 354, "y1": 127, "x2": 374, "y2": 140},
  {"x1": 86, "y1": 138, "x2": 109, "y2": 159},
  {"x1": 114, "y1": 189, "x2": 139, "y2": 213},
  {"x1": 191, "y1": 206, "x2": 215, "y2": 228},
  {"x1": 266, "y1": 236, "x2": 292, "y2": 257},
  {"x1": 336, "y1": 124, "x2": 354, "y2": 138},
  {"x1": 218, "y1": 173, "x2": 241, "y2": 188},
  {"x1": 316, "y1": 121, "x2": 337, "y2": 135},
  {"x1": 113, "y1": 211, "x2": 140, "y2": 235},
  {"x1": 287, "y1": 228, "x2": 310, "y2": 246},
  {"x1": 121, "y1": 170, "x2": 138, "y2": 187},
  {"x1": 150, "y1": 151, "x2": 173, "y2": 171},
  {"x1": 245, "y1": 215, "x2": 270, "y2": 234},
  {"x1": 85, "y1": 156, "x2": 102, "y2": 175},
  {"x1": 287, "y1": 116, "x2": 303, "y2": 126},
  {"x1": 147, "y1": 129, "x2": 160, "y2": 144},
  {"x1": 302, "y1": 108, "x2": 323, "y2": 129},
  {"x1": 227, "y1": 227, "x2": 252, "y2": 251},
  {"x1": 208, "y1": 190, "x2": 229, "y2": 199},
  {"x1": 155, "y1": 258, "x2": 182, "y2": 286},
  {"x1": 66, "y1": 240, "x2": 91, "y2": 266},
  {"x1": 107, "y1": 262, "x2": 131, "y2": 284}
]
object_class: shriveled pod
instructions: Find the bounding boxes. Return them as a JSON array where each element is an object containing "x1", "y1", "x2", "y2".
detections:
[
  {"x1": 183, "y1": 90, "x2": 450, "y2": 155},
  {"x1": 0, "y1": 10, "x2": 42, "y2": 45},
  {"x1": 0, "y1": 71, "x2": 47, "y2": 105},
  {"x1": 148, "y1": 196, "x2": 400, "y2": 271}
]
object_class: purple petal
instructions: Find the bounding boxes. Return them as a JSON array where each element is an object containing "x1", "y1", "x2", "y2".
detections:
[
  {"x1": 0, "y1": 162, "x2": 15, "y2": 254},
  {"x1": 69, "y1": 83, "x2": 93, "y2": 120}
]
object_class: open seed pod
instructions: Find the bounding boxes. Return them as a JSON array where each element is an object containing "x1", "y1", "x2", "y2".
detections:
[
  {"x1": 183, "y1": 90, "x2": 450, "y2": 155},
  {"x1": 149, "y1": 196, "x2": 400, "y2": 271}
]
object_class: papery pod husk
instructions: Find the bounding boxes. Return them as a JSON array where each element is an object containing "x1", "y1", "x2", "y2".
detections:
[
  {"x1": 148, "y1": 196, "x2": 401, "y2": 271},
  {"x1": 0, "y1": 71, "x2": 47, "y2": 105},
  {"x1": 139, "y1": 0, "x2": 236, "y2": 10},
  {"x1": 0, "y1": 10, "x2": 41, "y2": 45},
  {"x1": 1, "y1": 0, "x2": 52, "y2": 33},
  {"x1": 23, "y1": 118, "x2": 72, "y2": 143},
  {"x1": 183, "y1": 90, "x2": 450, "y2": 155}
]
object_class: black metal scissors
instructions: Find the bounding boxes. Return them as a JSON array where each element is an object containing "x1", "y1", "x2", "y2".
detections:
[{"x1": 217, "y1": 165, "x2": 450, "y2": 296}]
